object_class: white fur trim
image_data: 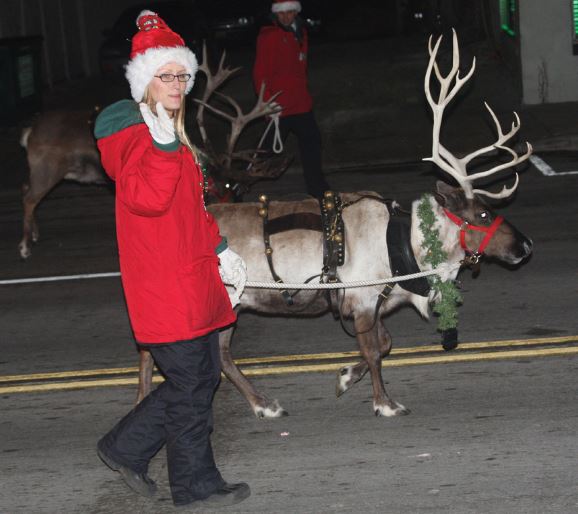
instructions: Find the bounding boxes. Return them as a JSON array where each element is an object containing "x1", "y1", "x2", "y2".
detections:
[
  {"x1": 125, "y1": 46, "x2": 198, "y2": 102},
  {"x1": 272, "y1": 1, "x2": 302, "y2": 13}
]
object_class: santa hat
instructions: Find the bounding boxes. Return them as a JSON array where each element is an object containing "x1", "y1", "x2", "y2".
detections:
[
  {"x1": 271, "y1": 1, "x2": 302, "y2": 13},
  {"x1": 125, "y1": 10, "x2": 198, "y2": 102}
]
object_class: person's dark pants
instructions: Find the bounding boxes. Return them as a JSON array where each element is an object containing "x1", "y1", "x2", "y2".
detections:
[
  {"x1": 266, "y1": 110, "x2": 330, "y2": 198},
  {"x1": 98, "y1": 332, "x2": 225, "y2": 506}
]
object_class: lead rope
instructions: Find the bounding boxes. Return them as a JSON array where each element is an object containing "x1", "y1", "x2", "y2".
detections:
[
  {"x1": 259, "y1": 112, "x2": 283, "y2": 154},
  {"x1": 222, "y1": 262, "x2": 460, "y2": 301},
  {"x1": 248, "y1": 113, "x2": 283, "y2": 172}
]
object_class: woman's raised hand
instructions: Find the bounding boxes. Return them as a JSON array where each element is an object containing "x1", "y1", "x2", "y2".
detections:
[{"x1": 139, "y1": 102, "x2": 176, "y2": 145}]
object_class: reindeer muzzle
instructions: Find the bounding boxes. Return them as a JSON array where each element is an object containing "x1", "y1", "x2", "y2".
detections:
[{"x1": 443, "y1": 209, "x2": 504, "y2": 262}]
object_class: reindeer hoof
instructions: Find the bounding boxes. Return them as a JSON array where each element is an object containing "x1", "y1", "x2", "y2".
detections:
[
  {"x1": 336, "y1": 365, "x2": 366, "y2": 397},
  {"x1": 18, "y1": 243, "x2": 31, "y2": 260},
  {"x1": 254, "y1": 399, "x2": 288, "y2": 419},
  {"x1": 373, "y1": 401, "x2": 411, "y2": 417},
  {"x1": 336, "y1": 367, "x2": 352, "y2": 397}
]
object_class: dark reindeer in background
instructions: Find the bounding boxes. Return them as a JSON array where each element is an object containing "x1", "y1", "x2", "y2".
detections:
[
  {"x1": 18, "y1": 45, "x2": 287, "y2": 259},
  {"x1": 18, "y1": 111, "x2": 105, "y2": 259},
  {"x1": 136, "y1": 31, "x2": 533, "y2": 418}
]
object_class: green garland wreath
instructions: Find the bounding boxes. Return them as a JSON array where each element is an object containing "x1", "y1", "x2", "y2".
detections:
[{"x1": 417, "y1": 195, "x2": 462, "y2": 331}]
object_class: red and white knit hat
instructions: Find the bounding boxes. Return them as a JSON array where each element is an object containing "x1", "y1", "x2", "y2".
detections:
[
  {"x1": 125, "y1": 10, "x2": 198, "y2": 102},
  {"x1": 271, "y1": 1, "x2": 302, "y2": 13}
]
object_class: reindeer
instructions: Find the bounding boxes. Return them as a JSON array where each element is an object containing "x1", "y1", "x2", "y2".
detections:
[
  {"x1": 18, "y1": 110, "x2": 105, "y2": 259},
  {"x1": 136, "y1": 31, "x2": 533, "y2": 418},
  {"x1": 17, "y1": 45, "x2": 288, "y2": 259}
]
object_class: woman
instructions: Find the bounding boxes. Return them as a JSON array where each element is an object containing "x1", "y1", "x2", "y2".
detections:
[{"x1": 94, "y1": 10, "x2": 250, "y2": 509}]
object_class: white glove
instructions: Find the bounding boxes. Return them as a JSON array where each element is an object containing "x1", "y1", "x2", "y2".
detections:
[
  {"x1": 218, "y1": 247, "x2": 247, "y2": 308},
  {"x1": 139, "y1": 102, "x2": 176, "y2": 145}
]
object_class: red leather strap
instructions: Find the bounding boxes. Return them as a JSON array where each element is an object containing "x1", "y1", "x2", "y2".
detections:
[
  {"x1": 477, "y1": 215, "x2": 504, "y2": 253},
  {"x1": 443, "y1": 209, "x2": 504, "y2": 255}
]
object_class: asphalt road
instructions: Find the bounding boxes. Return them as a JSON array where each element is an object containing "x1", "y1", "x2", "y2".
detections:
[{"x1": 1, "y1": 157, "x2": 577, "y2": 513}]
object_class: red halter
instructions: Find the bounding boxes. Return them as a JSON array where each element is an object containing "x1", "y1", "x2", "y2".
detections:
[{"x1": 443, "y1": 209, "x2": 504, "y2": 261}]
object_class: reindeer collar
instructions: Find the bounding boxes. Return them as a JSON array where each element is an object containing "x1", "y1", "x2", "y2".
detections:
[{"x1": 443, "y1": 209, "x2": 504, "y2": 264}]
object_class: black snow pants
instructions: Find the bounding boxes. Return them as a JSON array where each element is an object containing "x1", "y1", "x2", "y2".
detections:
[{"x1": 97, "y1": 331, "x2": 225, "y2": 506}]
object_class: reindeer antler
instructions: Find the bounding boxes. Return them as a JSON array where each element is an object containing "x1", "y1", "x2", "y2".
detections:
[
  {"x1": 196, "y1": 43, "x2": 241, "y2": 154},
  {"x1": 423, "y1": 29, "x2": 532, "y2": 199},
  {"x1": 196, "y1": 85, "x2": 281, "y2": 160},
  {"x1": 193, "y1": 44, "x2": 288, "y2": 185},
  {"x1": 195, "y1": 82, "x2": 282, "y2": 171}
]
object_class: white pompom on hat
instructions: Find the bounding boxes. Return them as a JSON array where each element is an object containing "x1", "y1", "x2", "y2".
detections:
[
  {"x1": 125, "y1": 10, "x2": 198, "y2": 102},
  {"x1": 271, "y1": 1, "x2": 302, "y2": 13}
]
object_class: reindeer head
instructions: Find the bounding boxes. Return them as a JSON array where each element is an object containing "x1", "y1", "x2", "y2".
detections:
[
  {"x1": 424, "y1": 31, "x2": 533, "y2": 265},
  {"x1": 433, "y1": 181, "x2": 532, "y2": 265}
]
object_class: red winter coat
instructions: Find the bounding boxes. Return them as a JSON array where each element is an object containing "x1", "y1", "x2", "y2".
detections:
[
  {"x1": 253, "y1": 22, "x2": 313, "y2": 116},
  {"x1": 95, "y1": 100, "x2": 235, "y2": 344}
]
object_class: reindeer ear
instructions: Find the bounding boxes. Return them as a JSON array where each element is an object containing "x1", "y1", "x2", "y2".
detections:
[{"x1": 433, "y1": 181, "x2": 458, "y2": 207}]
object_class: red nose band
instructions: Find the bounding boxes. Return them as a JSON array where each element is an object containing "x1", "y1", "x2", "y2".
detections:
[{"x1": 443, "y1": 209, "x2": 504, "y2": 256}]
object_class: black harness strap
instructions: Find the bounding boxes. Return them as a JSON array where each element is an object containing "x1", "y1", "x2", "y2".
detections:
[
  {"x1": 369, "y1": 204, "x2": 430, "y2": 320},
  {"x1": 338, "y1": 199, "x2": 430, "y2": 338},
  {"x1": 258, "y1": 192, "x2": 345, "y2": 308},
  {"x1": 386, "y1": 210, "x2": 431, "y2": 297},
  {"x1": 259, "y1": 196, "x2": 296, "y2": 305},
  {"x1": 258, "y1": 193, "x2": 428, "y2": 323},
  {"x1": 266, "y1": 213, "x2": 323, "y2": 234},
  {"x1": 319, "y1": 192, "x2": 345, "y2": 317}
]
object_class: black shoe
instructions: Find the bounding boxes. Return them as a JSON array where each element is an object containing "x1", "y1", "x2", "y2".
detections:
[
  {"x1": 97, "y1": 441, "x2": 157, "y2": 498},
  {"x1": 180, "y1": 482, "x2": 251, "y2": 509}
]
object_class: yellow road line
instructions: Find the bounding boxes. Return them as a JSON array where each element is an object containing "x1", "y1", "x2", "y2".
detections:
[
  {"x1": 242, "y1": 346, "x2": 578, "y2": 375},
  {"x1": 0, "y1": 377, "x2": 139, "y2": 394},
  {"x1": 1, "y1": 335, "x2": 576, "y2": 384},
  {"x1": 1, "y1": 345, "x2": 576, "y2": 395},
  {"x1": 0, "y1": 367, "x2": 141, "y2": 383},
  {"x1": 236, "y1": 335, "x2": 578, "y2": 364}
]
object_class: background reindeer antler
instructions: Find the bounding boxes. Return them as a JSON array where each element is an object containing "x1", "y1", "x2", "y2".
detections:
[
  {"x1": 194, "y1": 43, "x2": 290, "y2": 187},
  {"x1": 423, "y1": 29, "x2": 532, "y2": 199}
]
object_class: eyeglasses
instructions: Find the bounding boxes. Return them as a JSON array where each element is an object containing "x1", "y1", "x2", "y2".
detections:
[{"x1": 154, "y1": 73, "x2": 192, "y2": 83}]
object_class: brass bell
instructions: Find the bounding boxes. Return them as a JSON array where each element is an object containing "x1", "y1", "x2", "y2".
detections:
[
  {"x1": 324, "y1": 190, "x2": 334, "y2": 198},
  {"x1": 325, "y1": 201, "x2": 334, "y2": 210},
  {"x1": 333, "y1": 233, "x2": 343, "y2": 243},
  {"x1": 258, "y1": 207, "x2": 268, "y2": 218},
  {"x1": 258, "y1": 194, "x2": 268, "y2": 203}
]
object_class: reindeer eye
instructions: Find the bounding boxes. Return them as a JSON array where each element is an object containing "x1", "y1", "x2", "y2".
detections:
[{"x1": 478, "y1": 211, "x2": 491, "y2": 223}]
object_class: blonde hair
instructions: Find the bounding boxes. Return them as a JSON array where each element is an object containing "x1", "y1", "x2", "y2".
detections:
[{"x1": 142, "y1": 88, "x2": 196, "y2": 157}]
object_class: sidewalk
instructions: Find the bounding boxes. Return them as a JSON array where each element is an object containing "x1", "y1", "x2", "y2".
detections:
[{"x1": 2, "y1": 35, "x2": 578, "y2": 190}]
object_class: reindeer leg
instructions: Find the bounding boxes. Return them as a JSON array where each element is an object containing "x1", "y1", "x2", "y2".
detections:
[
  {"x1": 31, "y1": 216, "x2": 39, "y2": 243},
  {"x1": 19, "y1": 185, "x2": 38, "y2": 260},
  {"x1": 377, "y1": 317, "x2": 393, "y2": 357},
  {"x1": 336, "y1": 318, "x2": 393, "y2": 397},
  {"x1": 219, "y1": 327, "x2": 288, "y2": 418},
  {"x1": 354, "y1": 313, "x2": 410, "y2": 417},
  {"x1": 19, "y1": 160, "x2": 66, "y2": 259},
  {"x1": 136, "y1": 348, "x2": 154, "y2": 405}
]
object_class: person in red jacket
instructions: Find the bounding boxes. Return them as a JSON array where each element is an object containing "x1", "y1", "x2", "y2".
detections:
[
  {"x1": 94, "y1": 10, "x2": 250, "y2": 509},
  {"x1": 253, "y1": 0, "x2": 330, "y2": 198}
]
